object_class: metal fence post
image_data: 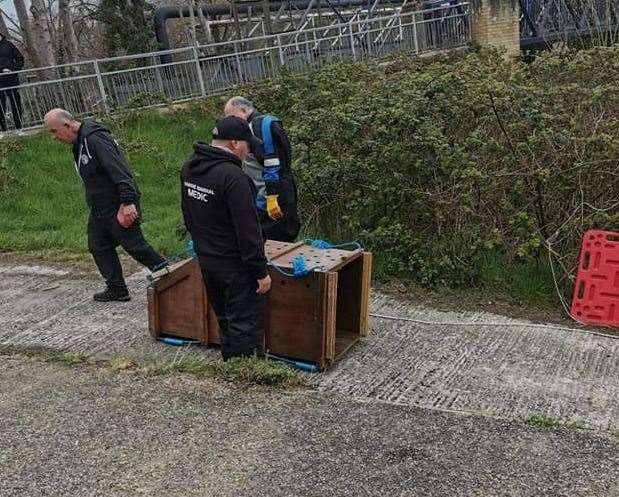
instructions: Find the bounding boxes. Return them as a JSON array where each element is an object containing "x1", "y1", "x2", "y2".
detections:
[
  {"x1": 234, "y1": 42, "x2": 244, "y2": 84},
  {"x1": 193, "y1": 46, "x2": 207, "y2": 97},
  {"x1": 277, "y1": 34, "x2": 285, "y2": 66},
  {"x1": 412, "y1": 13, "x2": 419, "y2": 54},
  {"x1": 153, "y1": 55, "x2": 166, "y2": 96},
  {"x1": 93, "y1": 60, "x2": 109, "y2": 114},
  {"x1": 349, "y1": 20, "x2": 356, "y2": 60},
  {"x1": 305, "y1": 33, "x2": 312, "y2": 66}
]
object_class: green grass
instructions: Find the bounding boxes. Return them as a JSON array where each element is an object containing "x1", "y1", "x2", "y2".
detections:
[
  {"x1": 0, "y1": 345, "x2": 91, "y2": 366},
  {"x1": 1, "y1": 346, "x2": 302, "y2": 388},
  {"x1": 476, "y1": 252, "x2": 560, "y2": 309},
  {"x1": 140, "y1": 354, "x2": 302, "y2": 387},
  {"x1": 207, "y1": 356, "x2": 303, "y2": 386},
  {"x1": 0, "y1": 107, "x2": 560, "y2": 310},
  {"x1": 0, "y1": 109, "x2": 214, "y2": 257},
  {"x1": 526, "y1": 414, "x2": 563, "y2": 429},
  {"x1": 374, "y1": 250, "x2": 561, "y2": 312}
]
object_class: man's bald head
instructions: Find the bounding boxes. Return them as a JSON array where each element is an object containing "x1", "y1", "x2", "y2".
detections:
[{"x1": 44, "y1": 108, "x2": 80, "y2": 144}]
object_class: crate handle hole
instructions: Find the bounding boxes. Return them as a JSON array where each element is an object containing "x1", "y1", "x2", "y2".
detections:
[
  {"x1": 582, "y1": 251, "x2": 590, "y2": 270},
  {"x1": 577, "y1": 281, "x2": 585, "y2": 299}
]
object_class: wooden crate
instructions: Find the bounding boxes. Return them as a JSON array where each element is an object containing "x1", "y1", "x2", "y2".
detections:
[
  {"x1": 147, "y1": 240, "x2": 372, "y2": 369},
  {"x1": 147, "y1": 258, "x2": 220, "y2": 344},
  {"x1": 264, "y1": 241, "x2": 372, "y2": 369}
]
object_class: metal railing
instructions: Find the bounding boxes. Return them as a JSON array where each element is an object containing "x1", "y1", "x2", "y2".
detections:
[
  {"x1": 0, "y1": 3, "x2": 470, "y2": 134},
  {"x1": 520, "y1": 0, "x2": 619, "y2": 48}
]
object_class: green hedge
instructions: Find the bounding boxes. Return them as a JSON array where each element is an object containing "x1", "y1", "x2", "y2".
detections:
[{"x1": 202, "y1": 47, "x2": 619, "y2": 288}]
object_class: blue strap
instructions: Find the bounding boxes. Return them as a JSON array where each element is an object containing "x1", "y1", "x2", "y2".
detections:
[
  {"x1": 268, "y1": 254, "x2": 325, "y2": 279},
  {"x1": 266, "y1": 353, "x2": 319, "y2": 373},
  {"x1": 158, "y1": 336, "x2": 199, "y2": 346},
  {"x1": 256, "y1": 194, "x2": 266, "y2": 211},
  {"x1": 148, "y1": 240, "x2": 194, "y2": 276},
  {"x1": 304, "y1": 238, "x2": 364, "y2": 251},
  {"x1": 263, "y1": 166, "x2": 280, "y2": 183},
  {"x1": 261, "y1": 116, "x2": 281, "y2": 185},
  {"x1": 291, "y1": 255, "x2": 310, "y2": 277},
  {"x1": 187, "y1": 239, "x2": 196, "y2": 257},
  {"x1": 261, "y1": 115, "x2": 279, "y2": 156}
]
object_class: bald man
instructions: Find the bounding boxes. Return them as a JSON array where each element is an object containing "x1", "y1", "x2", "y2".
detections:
[{"x1": 44, "y1": 109, "x2": 167, "y2": 302}]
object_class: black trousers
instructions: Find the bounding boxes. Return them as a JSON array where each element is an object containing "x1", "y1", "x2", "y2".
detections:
[
  {"x1": 87, "y1": 214, "x2": 166, "y2": 290},
  {"x1": 0, "y1": 88, "x2": 22, "y2": 131},
  {"x1": 200, "y1": 265, "x2": 266, "y2": 360}
]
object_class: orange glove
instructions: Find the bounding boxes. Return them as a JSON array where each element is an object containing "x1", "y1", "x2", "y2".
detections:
[{"x1": 266, "y1": 195, "x2": 284, "y2": 221}]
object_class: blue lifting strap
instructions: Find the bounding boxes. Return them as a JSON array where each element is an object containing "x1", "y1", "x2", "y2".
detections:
[{"x1": 260, "y1": 115, "x2": 279, "y2": 156}]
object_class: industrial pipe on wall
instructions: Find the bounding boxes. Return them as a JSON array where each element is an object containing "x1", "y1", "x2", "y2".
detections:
[{"x1": 154, "y1": 0, "x2": 396, "y2": 62}]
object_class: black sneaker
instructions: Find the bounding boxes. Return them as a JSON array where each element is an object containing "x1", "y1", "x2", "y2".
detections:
[{"x1": 93, "y1": 287, "x2": 131, "y2": 302}]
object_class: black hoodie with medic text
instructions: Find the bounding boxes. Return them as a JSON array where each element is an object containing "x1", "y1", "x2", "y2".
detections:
[
  {"x1": 180, "y1": 142, "x2": 268, "y2": 280},
  {"x1": 72, "y1": 119, "x2": 140, "y2": 218}
]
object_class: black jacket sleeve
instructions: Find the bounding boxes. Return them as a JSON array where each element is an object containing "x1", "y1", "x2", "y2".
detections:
[
  {"x1": 273, "y1": 122, "x2": 292, "y2": 171},
  {"x1": 88, "y1": 132, "x2": 139, "y2": 204},
  {"x1": 264, "y1": 121, "x2": 292, "y2": 197},
  {"x1": 11, "y1": 42, "x2": 24, "y2": 71},
  {"x1": 226, "y1": 175, "x2": 268, "y2": 280},
  {"x1": 180, "y1": 170, "x2": 193, "y2": 235}
]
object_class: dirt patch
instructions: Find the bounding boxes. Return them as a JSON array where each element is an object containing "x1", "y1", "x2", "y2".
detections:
[
  {"x1": 0, "y1": 251, "x2": 145, "y2": 277},
  {"x1": 375, "y1": 280, "x2": 619, "y2": 337}
]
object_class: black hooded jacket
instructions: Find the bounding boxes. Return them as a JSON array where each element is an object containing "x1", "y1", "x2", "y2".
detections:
[
  {"x1": 72, "y1": 120, "x2": 140, "y2": 218},
  {"x1": 0, "y1": 36, "x2": 24, "y2": 88},
  {"x1": 181, "y1": 143, "x2": 268, "y2": 279}
]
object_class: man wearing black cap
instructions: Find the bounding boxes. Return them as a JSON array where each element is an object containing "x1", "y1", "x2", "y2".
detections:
[{"x1": 181, "y1": 116, "x2": 271, "y2": 360}]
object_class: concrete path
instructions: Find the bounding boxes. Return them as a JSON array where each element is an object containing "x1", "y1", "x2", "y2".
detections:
[
  {"x1": 1, "y1": 261, "x2": 618, "y2": 432},
  {"x1": 317, "y1": 293, "x2": 619, "y2": 431},
  {"x1": 1, "y1": 355, "x2": 617, "y2": 497}
]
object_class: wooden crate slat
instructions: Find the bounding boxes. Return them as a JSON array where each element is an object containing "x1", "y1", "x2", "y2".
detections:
[
  {"x1": 265, "y1": 271, "x2": 324, "y2": 364},
  {"x1": 325, "y1": 272, "x2": 338, "y2": 363},
  {"x1": 265, "y1": 240, "x2": 305, "y2": 260},
  {"x1": 148, "y1": 258, "x2": 208, "y2": 343},
  {"x1": 360, "y1": 252, "x2": 373, "y2": 337},
  {"x1": 147, "y1": 287, "x2": 159, "y2": 339},
  {"x1": 149, "y1": 258, "x2": 195, "y2": 292}
]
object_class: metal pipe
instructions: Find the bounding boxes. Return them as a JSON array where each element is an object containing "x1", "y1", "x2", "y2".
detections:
[{"x1": 154, "y1": 0, "x2": 402, "y2": 61}]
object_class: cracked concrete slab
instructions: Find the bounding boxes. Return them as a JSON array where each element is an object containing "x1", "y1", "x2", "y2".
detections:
[
  {"x1": 1, "y1": 260, "x2": 618, "y2": 431},
  {"x1": 315, "y1": 293, "x2": 619, "y2": 431},
  {"x1": 1, "y1": 356, "x2": 618, "y2": 497},
  {"x1": 0, "y1": 261, "x2": 218, "y2": 362}
]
